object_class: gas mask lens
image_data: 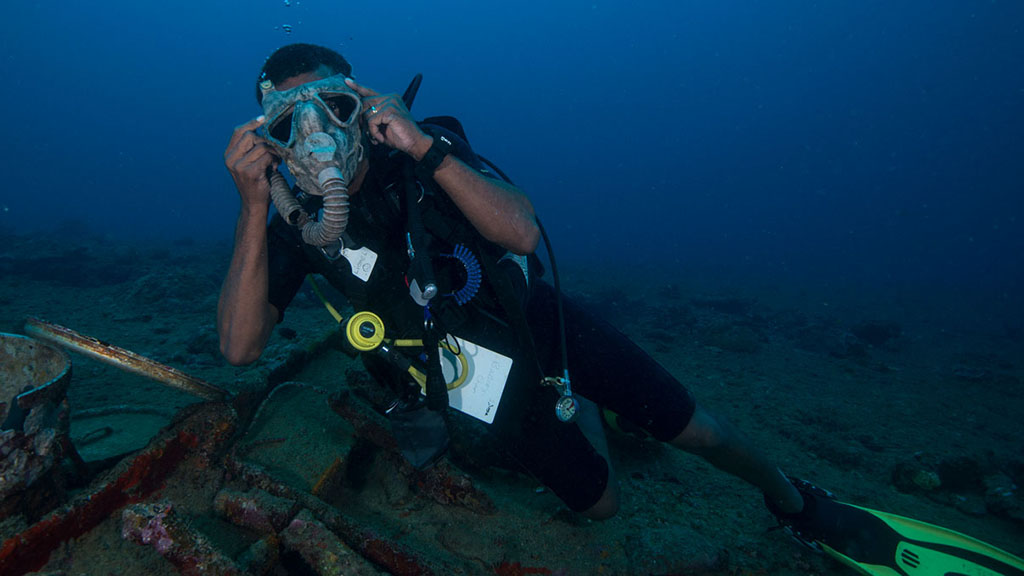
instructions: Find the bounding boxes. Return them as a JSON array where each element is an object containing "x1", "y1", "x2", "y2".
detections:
[
  {"x1": 266, "y1": 91, "x2": 360, "y2": 147},
  {"x1": 321, "y1": 92, "x2": 360, "y2": 123}
]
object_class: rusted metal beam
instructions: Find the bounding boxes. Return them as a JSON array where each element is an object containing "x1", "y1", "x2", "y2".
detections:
[
  {"x1": 0, "y1": 403, "x2": 236, "y2": 575},
  {"x1": 123, "y1": 501, "x2": 241, "y2": 576},
  {"x1": 24, "y1": 317, "x2": 230, "y2": 401},
  {"x1": 225, "y1": 456, "x2": 439, "y2": 576}
]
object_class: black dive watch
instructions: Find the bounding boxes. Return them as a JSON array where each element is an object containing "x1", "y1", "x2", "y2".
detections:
[{"x1": 415, "y1": 134, "x2": 453, "y2": 180}]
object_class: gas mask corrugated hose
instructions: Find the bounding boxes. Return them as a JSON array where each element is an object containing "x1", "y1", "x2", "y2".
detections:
[{"x1": 260, "y1": 74, "x2": 365, "y2": 248}]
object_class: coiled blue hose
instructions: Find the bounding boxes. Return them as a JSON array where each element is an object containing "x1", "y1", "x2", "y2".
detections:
[{"x1": 442, "y1": 244, "x2": 482, "y2": 305}]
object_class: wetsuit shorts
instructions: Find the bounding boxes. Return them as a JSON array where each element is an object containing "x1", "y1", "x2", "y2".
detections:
[{"x1": 510, "y1": 281, "x2": 697, "y2": 512}]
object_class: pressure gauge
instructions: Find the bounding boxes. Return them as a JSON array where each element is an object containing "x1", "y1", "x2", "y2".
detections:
[{"x1": 555, "y1": 395, "x2": 579, "y2": 423}]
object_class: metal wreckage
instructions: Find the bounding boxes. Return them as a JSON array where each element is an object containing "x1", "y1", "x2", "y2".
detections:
[{"x1": 0, "y1": 317, "x2": 566, "y2": 576}]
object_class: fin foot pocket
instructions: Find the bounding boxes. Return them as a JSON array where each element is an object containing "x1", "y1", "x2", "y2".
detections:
[
  {"x1": 765, "y1": 476, "x2": 839, "y2": 552},
  {"x1": 767, "y1": 476, "x2": 1024, "y2": 576}
]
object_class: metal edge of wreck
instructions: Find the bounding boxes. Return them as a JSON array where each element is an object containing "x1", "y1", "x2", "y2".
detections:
[{"x1": 0, "y1": 402, "x2": 237, "y2": 575}]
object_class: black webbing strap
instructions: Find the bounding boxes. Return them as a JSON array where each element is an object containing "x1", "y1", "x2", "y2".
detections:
[
  {"x1": 422, "y1": 315, "x2": 449, "y2": 412},
  {"x1": 401, "y1": 158, "x2": 449, "y2": 412}
]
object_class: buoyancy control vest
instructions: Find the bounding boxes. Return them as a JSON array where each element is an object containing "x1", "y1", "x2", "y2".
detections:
[{"x1": 286, "y1": 120, "x2": 545, "y2": 438}]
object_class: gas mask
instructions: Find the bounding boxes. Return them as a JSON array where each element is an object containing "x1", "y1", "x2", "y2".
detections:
[{"x1": 259, "y1": 74, "x2": 365, "y2": 247}]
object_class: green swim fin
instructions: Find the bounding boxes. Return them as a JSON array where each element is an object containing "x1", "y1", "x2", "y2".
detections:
[{"x1": 777, "y1": 479, "x2": 1024, "y2": 576}]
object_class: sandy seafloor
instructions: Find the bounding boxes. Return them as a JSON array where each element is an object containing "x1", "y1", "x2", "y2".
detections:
[{"x1": 1, "y1": 228, "x2": 1021, "y2": 575}]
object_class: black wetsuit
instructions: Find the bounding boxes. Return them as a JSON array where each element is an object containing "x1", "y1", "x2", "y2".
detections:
[{"x1": 266, "y1": 125, "x2": 696, "y2": 511}]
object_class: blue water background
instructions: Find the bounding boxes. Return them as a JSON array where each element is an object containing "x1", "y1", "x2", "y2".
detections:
[{"x1": 2, "y1": 1, "x2": 1021, "y2": 322}]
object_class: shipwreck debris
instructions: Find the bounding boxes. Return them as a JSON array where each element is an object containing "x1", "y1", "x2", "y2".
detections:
[
  {"x1": 23, "y1": 317, "x2": 230, "y2": 401},
  {"x1": 123, "y1": 501, "x2": 241, "y2": 576},
  {"x1": 0, "y1": 402, "x2": 237, "y2": 574},
  {"x1": 0, "y1": 332, "x2": 79, "y2": 525}
]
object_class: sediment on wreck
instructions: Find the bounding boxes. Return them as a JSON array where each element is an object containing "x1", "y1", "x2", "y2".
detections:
[{"x1": 0, "y1": 402, "x2": 237, "y2": 575}]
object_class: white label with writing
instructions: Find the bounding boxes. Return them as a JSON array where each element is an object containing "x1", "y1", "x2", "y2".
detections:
[
  {"x1": 341, "y1": 246, "x2": 378, "y2": 282},
  {"x1": 434, "y1": 337, "x2": 512, "y2": 424}
]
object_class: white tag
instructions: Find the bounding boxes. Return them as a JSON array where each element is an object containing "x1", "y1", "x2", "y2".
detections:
[
  {"x1": 434, "y1": 337, "x2": 512, "y2": 424},
  {"x1": 341, "y1": 246, "x2": 377, "y2": 282}
]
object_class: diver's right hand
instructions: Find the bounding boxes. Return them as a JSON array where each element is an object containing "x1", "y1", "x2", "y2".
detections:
[{"x1": 224, "y1": 116, "x2": 279, "y2": 208}]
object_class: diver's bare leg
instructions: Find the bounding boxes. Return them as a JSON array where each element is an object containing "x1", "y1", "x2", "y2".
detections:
[
  {"x1": 672, "y1": 405, "x2": 803, "y2": 514},
  {"x1": 576, "y1": 396, "x2": 620, "y2": 519}
]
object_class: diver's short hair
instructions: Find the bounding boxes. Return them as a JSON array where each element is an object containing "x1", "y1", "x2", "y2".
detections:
[{"x1": 256, "y1": 43, "x2": 353, "y2": 104}]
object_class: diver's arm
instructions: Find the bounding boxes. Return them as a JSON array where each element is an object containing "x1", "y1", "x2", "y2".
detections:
[
  {"x1": 217, "y1": 205, "x2": 279, "y2": 366},
  {"x1": 346, "y1": 78, "x2": 540, "y2": 255},
  {"x1": 217, "y1": 116, "x2": 280, "y2": 366},
  {"x1": 416, "y1": 139, "x2": 540, "y2": 255}
]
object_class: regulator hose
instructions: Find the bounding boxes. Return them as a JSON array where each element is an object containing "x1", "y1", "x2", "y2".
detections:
[{"x1": 268, "y1": 167, "x2": 351, "y2": 248}]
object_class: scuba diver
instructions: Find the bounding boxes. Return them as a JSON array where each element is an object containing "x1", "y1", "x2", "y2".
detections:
[{"x1": 218, "y1": 44, "x2": 1024, "y2": 575}]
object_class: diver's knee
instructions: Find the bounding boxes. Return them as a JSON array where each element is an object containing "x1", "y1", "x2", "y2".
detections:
[
  {"x1": 581, "y1": 481, "x2": 620, "y2": 520},
  {"x1": 671, "y1": 405, "x2": 727, "y2": 452}
]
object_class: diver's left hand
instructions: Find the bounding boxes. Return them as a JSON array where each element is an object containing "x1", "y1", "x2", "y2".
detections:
[{"x1": 346, "y1": 78, "x2": 432, "y2": 160}]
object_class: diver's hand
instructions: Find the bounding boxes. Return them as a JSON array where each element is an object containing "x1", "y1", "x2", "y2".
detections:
[
  {"x1": 225, "y1": 116, "x2": 279, "y2": 208},
  {"x1": 346, "y1": 78, "x2": 432, "y2": 160}
]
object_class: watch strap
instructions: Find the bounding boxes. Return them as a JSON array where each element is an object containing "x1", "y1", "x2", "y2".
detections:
[{"x1": 415, "y1": 134, "x2": 454, "y2": 180}]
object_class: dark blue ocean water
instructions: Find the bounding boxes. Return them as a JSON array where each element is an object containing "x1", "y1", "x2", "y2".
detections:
[{"x1": 2, "y1": 1, "x2": 1022, "y2": 318}]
